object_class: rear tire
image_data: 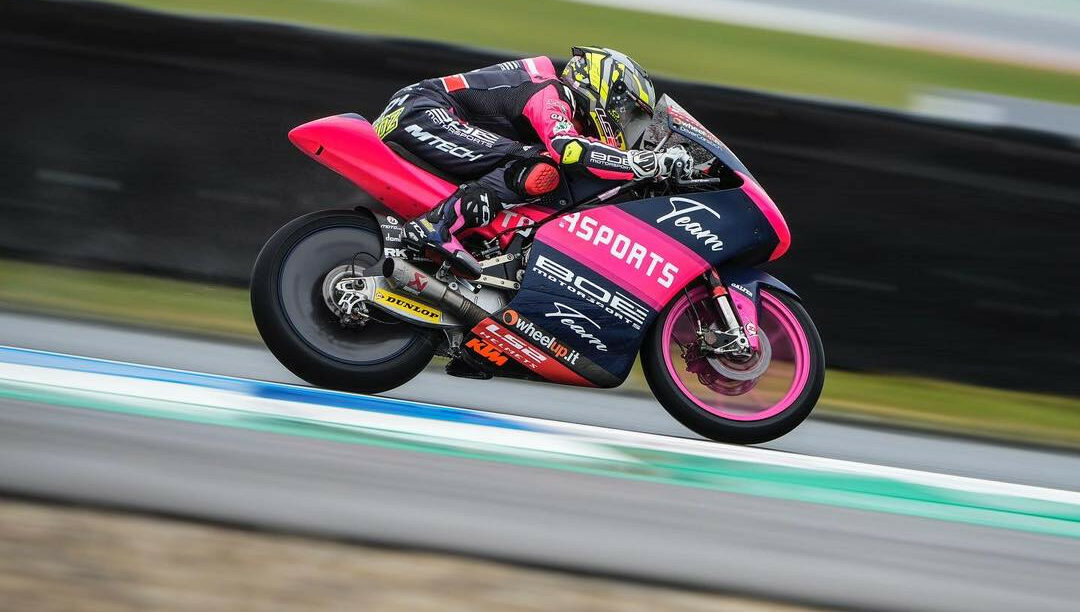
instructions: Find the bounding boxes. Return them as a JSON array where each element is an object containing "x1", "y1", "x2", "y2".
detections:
[
  {"x1": 251, "y1": 209, "x2": 437, "y2": 394},
  {"x1": 642, "y1": 286, "x2": 824, "y2": 444}
]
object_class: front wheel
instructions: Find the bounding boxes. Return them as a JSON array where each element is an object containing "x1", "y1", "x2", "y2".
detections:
[{"x1": 642, "y1": 286, "x2": 824, "y2": 444}]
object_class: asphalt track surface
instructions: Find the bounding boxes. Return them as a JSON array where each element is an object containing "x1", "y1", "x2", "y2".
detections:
[
  {"x1": 3, "y1": 312, "x2": 1078, "y2": 490},
  {"x1": 2, "y1": 312, "x2": 1080, "y2": 610}
]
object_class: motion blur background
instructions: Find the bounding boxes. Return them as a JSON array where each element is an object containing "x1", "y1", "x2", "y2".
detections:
[{"x1": 1, "y1": 1, "x2": 1078, "y2": 610}]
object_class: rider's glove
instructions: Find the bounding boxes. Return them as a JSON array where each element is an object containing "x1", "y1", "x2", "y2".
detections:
[{"x1": 628, "y1": 146, "x2": 694, "y2": 180}]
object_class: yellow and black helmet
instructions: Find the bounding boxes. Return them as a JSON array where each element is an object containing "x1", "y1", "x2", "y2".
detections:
[{"x1": 560, "y1": 46, "x2": 656, "y2": 150}]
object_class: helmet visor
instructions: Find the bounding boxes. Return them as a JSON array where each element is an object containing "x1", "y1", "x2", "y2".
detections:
[{"x1": 608, "y1": 88, "x2": 653, "y2": 149}]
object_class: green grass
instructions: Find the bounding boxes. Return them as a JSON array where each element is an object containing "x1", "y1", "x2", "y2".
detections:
[
  {"x1": 109, "y1": 0, "x2": 1080, "y2": 109},
  {"x1": 3, "y1": 258, "x2": 1079, "y2": 448},
  {"x1": 0, "y1": 259, "x2": 256, "y2": 340}
]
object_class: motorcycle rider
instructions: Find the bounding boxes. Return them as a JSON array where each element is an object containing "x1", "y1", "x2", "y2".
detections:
[{"x1": 375, "y1": 46, "x2": 694, "y2": 276}]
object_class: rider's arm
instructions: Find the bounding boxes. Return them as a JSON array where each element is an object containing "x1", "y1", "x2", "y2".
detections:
[{"x1": 521, "y1": 84, "x2": 637, "y2": 181}]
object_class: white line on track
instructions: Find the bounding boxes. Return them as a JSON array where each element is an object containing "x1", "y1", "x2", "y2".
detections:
[
  {"x1": 0, "y1": 362, "x2": 632, "y2": 464},
  {"x1": 2, "y1": 356, "x2": 1079, "y2": 507}
]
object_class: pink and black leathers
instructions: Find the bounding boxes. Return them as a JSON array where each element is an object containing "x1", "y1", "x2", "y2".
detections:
[
  {"x1": 376, "y1": 56, "x2": 667, "y2": 259},
  {"x1": 377, "y1": 56, "x2": 640, "y2": 198}
]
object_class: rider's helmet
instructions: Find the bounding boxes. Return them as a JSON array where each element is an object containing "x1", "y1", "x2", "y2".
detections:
[{"x1": 560, "y1": 46, "x2": 656, "y2": 150}]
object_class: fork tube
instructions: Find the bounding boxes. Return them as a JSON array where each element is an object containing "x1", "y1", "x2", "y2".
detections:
[{"x1": 705, "y1": 270, "x2": 743, "y2": 333}]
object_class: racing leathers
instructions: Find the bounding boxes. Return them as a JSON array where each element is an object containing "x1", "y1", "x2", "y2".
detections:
[{"x1": 375, "y1": 56, "x2": 688, "y2": 268}]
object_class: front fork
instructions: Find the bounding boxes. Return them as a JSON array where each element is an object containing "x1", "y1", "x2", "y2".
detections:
[{"x1": 702, "y1": 269, "x2": 760, "y2": 356}]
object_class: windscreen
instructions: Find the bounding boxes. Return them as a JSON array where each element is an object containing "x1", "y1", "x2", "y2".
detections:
[{"x1": 644, "y1": 95, "x2": 756, "y2": 182}]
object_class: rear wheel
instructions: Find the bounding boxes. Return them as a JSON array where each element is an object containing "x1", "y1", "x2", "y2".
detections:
[
  {"x1": 250, "y1": 209, "x2": 437, "y2": 393},
  {"x1": 642, "y1": 286, "x2": 824, "y2": 444}
]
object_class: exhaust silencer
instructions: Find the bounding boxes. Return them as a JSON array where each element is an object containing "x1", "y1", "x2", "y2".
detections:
[{"x1": 382, "y1": 258, "x2": 490, "y2": 328}]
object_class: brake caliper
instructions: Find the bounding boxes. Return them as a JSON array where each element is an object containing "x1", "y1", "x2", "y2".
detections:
[{"x1": 322, "y1": 264, "x2": 370, "y2": 328}]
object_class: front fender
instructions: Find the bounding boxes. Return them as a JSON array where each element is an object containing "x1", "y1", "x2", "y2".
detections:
[
  {"x1": 719, "y1": 266, "x2": 800, "y2": 302},
  {"x1": 713, "y1": 266, "x2": 799, "y2": 350}
]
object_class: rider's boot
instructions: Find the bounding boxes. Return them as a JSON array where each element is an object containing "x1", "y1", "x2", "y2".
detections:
[
  {"x1": 403, "y1": 189, "x2": 484, "y2": 279},
  {"x1": 445, "y1": 355, "x2": 493, "y2": 380},
  {"x1": 402, "y1": 160, "x2": 560, "y2": 280}
]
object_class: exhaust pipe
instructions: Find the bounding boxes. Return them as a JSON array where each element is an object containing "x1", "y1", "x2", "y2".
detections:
[{"x1": 382, "y1": 258, "x2": 490, "y2": 328}]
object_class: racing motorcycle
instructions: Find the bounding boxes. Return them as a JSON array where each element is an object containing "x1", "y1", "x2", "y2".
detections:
[{"x1": 251, "y1": 95, "x2": 824, "y2": 444}]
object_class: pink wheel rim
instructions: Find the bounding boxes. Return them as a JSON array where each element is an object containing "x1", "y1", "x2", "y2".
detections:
[{"x1": 661, "y1": 287, "x2": 811, "y2": 421}]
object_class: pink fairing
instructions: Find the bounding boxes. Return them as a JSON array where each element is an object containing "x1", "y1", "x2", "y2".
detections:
[
  {"x1": 662, "y1": 288, "x2": 810, "y2": 421},
  {"x1": 735, "y1": 171, "x2": 790, "y2": 261},
  {"x1": 289, "y1": 115, "x2": 455, "y2": 219},
  {"x1": 537, "y1": 207, "x2": 710, "y2": 310},
  {"x1": 463, "y1": 204, "x2": 555, "y2": 249}
]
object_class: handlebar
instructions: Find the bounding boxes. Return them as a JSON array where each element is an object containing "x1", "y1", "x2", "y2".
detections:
[
  {"x1": 592, "y1": 167, "x2": 725, "y2": 204},
  {"x1": 673, "y1": 175, "x2": 726, "y2": 187}
]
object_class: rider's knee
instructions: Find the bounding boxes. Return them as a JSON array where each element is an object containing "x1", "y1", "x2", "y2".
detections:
[{"x1": 505, "y1": 156, "x2": 561, "y2": 199}]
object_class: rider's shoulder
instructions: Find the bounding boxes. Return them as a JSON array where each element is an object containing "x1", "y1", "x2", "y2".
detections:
[{"x1": 515, "y1": 56, "x2": 558, "y2": 81}]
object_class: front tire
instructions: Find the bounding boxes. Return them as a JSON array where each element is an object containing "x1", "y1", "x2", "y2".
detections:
[
  {"x1": 251, "y1": 209, "x2": 437, "y2": 394},
  {"x1": 642, "y1": 286, "x2": 824, "y2": 444}
]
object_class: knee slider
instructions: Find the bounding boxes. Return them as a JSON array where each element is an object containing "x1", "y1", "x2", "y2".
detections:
[{"x1": 505, "y1": 156, "x2": 561, "y2": 198}]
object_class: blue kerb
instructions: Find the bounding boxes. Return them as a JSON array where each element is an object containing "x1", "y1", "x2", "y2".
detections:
[
  {"x1": 250, "y1": 385, "x2": 534, "y2": 429},
  {"x1": 0, "y1": 346, "x2": 538, "y2": 432}
]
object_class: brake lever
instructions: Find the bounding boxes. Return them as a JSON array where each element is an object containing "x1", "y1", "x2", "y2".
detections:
[
  {"x1": 673, "y1": 173, "x2": 725, "y2": 187},
  {"x1": 592, "y1": 177, "x2": 650, "y2": 203}
]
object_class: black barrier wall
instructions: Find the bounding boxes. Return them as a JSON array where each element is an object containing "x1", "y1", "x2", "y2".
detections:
[{"x1": 2, "y1": 1, "x2": 1078, "y2": 394}]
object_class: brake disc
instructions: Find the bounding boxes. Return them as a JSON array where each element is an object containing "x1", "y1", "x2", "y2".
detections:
[
  {"x1": 322, "y1": 264, "x2": 370, "y2": 326},
  {"x1": 706, "y1": 330, "x2": 772, "y2": 382}
]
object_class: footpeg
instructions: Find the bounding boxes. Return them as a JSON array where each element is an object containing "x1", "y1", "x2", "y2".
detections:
[{"x1": 420, "y1": 243, "x2": 483, "y2": 280}]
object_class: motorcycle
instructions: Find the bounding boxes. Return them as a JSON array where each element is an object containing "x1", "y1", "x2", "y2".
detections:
[{"x1": 252, "y1": 95, "x2": 824, "y2": 444}]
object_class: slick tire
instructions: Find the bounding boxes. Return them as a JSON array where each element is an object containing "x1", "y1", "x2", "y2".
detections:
[
  {"x1": 251, "y1": 209, "x2": 437, "y2": 394},
  {"x1": 642, "y1": 287, "x2": 825, "y2": 444}
]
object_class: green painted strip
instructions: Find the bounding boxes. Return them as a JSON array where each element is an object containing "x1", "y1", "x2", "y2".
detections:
[{"x1": 3, "y1": 380, "x2": 1079, "y2": 539}]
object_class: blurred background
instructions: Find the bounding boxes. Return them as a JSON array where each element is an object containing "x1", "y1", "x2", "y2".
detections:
[{"x1": 1, "y1": 1, "x2": 1078, "y2": 610}]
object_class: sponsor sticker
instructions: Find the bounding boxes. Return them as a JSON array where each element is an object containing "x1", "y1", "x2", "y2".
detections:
[
  {"x1": 501, "y1": 309, "x2": 580, "y2": 366},
  {"x1": 465, "y1": 338, "x2": 508, "y2": 366},
  {"x1": 588, "y1": 150, "x2": 630, "y2": 170},
  {"x1": 730, "y1": 282, "x2": 754, "y2": 298},
  {"x1": 556, "y1": 212, "x2": 679, "y2": 288},
  {"x1": 546, "y1": 98, "x2": 571, "y2": 115},
  {"x1": 405, "y1": 272, "x2": 428, "y2": 293},
  {"x1": 474, "y1": 321, "x2": 549, "y2": 371},
  {"x1": 544, "y1": 302, "x2": 608, "y2": 352},
  {"x1": 426, "y1": 109, "x2": 501, "y2": 148},
  {"x1": 404, "y1": 124, "x2": 484, "y2": 161},
  {"x1": 374, "y1": 289, "x2": 442, "y2": 324},
  {"x1": 492, "y1": 209, "x2": 536, "y2": 233},
  {"x1": 373, "y1": 107, "x2": 403, "y2": 139},
  {"x1": 656, "y1": 197, "x2": 724, "y2": 252},
  {"x1": 532, "y1": 254, "x2": 648, "y2": 330}
]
